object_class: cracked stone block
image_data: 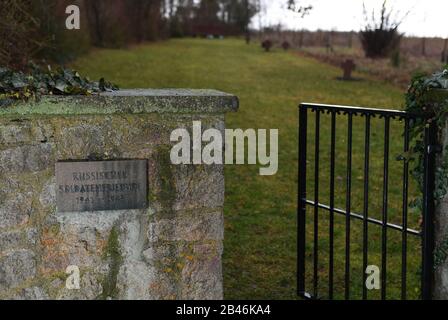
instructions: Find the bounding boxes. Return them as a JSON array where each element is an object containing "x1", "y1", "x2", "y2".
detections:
[
  {"x1": 148, "y1": 210, "x2": 224, "y2": 243},
  {"x1": 0, "y1": 231, "x2": 22, "y2": 253},
  {"x1": 0, "y1": 250, "x2": 36, "y2": 292},
  {"x1": 0, "y1": 193, "x2": 33, "y2": 230},
  {"x1": 39, "y1": 177, "x2": 56, "y2": 210},
  {"x1": 0, "y1": 144, "x2": 53, "y2": 175}
]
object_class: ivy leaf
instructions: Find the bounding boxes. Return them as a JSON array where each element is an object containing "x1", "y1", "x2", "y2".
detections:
[
  {"x1": 54, "y1": 80, "x2": 68, "y2": 93},
  {"x1": 0, "y1": 65, "x2": 118, "y2": 103},
  {"x1": 406, "y1": 68, "x2": 448, "y2": 267},
  {"x1": 0, "y1": 68, "x2": 9, "y2": 77},
  {"x1": 10, "y1": 73, "x2": 27, "y2": 89}
]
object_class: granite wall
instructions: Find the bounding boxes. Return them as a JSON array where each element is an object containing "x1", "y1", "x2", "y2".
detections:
[{"x1": 0, "y1": 89, "x2": 238, "y2": 300}]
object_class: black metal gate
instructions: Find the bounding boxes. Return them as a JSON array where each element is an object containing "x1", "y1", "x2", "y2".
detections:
[{"x1": 297, "y1": 103, "x2": 437, "y2": 300}]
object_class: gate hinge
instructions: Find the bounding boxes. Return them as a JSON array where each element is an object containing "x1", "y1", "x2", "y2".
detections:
[{"x1": 427, "y1": 145, "x2": 442, "y2": 154}]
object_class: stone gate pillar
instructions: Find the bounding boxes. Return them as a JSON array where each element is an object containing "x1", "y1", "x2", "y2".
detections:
[
  {"x1": 426, "y1": 88, "x2": 448, "y2": 299},
  {"x1": 0, "y1": 89, "x2": 238, "y2": 300}
]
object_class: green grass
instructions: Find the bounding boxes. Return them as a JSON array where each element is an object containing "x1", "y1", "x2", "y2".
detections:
[{"x1": 72, "y1": 38, "x2": 421, "y2": 300}]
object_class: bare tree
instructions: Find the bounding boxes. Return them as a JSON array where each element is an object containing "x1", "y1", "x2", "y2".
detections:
[
  {"x1": 84, "y1": 0, "x2": 107, "y2": 46},
  {"x1": 0, "y1": 0, "x2": 62, "y2": 69},
  {"x1": 442, "y1": 38, "x2": 448, "y2": 64},
  {"x1": 287, "y1": 0, "x2": 312, "y2": 18},
  {"x1": 286, "y1": 0, "x2": 313, "y2": 47}
]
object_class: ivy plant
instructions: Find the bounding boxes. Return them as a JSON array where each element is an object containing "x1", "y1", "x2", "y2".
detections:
[
  {"x1": 405, "y1": 69, "x2": 448, "y2": 268},
  {"x1": 0, "y1": 63, "x2": 118, "y2": 107}
]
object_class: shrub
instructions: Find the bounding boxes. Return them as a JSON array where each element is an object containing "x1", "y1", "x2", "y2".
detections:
[
  {"x1": 0, "y1": 0, "x2": 46, "y2": 70},
  {"x1": 282, "y1": 41, "x2": 291, "y2": 51},
  {"x1": 360, "y1": 28, "x2": 402, "y2": 59},
  {"x1": 0, "y1": 0, "x2": 92, "y2": 70},
  {"x1": 359, "y1": 1, "x2": 405, "y2": 58},
  {"x1": 261, "y1": 40, "x2": 273, "y2": 52}
]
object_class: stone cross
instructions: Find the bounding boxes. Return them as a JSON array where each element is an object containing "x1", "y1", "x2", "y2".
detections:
[{"x1": 341, "y1": 59, "x2": 356, "y2": 80}]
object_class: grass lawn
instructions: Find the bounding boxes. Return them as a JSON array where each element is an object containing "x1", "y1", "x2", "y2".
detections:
[{"x1": 72, "y1": 38, "x2": 420, "y2": 300}]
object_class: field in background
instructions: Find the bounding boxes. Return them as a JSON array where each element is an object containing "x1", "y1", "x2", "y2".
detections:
[
  {"x1": 263, "y1": 31, "x2": 448, "y2": 58},
  {"x1": 72, "y1": 38, "x2": 416, "y2": 299},
  {"x1": 258, "y1": 31, "x2": 447, "y2": 88}
]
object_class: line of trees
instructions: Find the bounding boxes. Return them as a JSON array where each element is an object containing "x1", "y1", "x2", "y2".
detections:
[
  {"x1": 1, "y1": 0, "x2": 260, "y2": 70},
  {"x1": 84, "y1": 0, "x2": 260, "y2": 43}
]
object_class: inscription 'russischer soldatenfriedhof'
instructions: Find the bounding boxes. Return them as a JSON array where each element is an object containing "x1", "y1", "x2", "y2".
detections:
[{"x1": 56, "y1": 160, "x2": 147, "y2": 213}]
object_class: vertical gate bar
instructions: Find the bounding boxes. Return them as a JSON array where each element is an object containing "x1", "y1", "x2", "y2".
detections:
[
  {"x1": 313, "y1": 110, "x2": 320, "y2": 297},
  {"x1": 421, "y1": 120, "x2": 436, "y2": 300},
  {"x1": 345, "y1": 113, "x2": 353, "y2": 300},
  {"x1": 362, "y1": 115, "x2": 371, "y2": 300},
  {"x1": 381, "y1": 117, "x2": 390, "y2": 300},
  {"x1": 298, "y1": 106, "x2": 308, "y2": 296},
  {"x1": 329, "y1": 111, "x2": 336, "y2": 299},
  {"x1": 401, "y1": 118, "x2": 410, "y2": 300}
]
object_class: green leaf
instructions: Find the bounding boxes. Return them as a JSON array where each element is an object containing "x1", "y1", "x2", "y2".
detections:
[{"x1": 0, "y1": 65, "x2": 119, "y2": 103}]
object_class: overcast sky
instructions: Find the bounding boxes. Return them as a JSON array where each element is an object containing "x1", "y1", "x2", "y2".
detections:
[{"x1": 252, "y1": 0, "x2": 448, "y2": 38}]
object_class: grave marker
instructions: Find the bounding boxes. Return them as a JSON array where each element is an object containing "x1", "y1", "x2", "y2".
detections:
[{"x1": 341, "y1": 59, "x2": 356, "y2": 80}]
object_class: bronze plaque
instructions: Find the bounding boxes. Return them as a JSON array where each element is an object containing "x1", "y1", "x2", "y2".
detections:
[{"x1": 56, "y1": 160, "x2": 147, "y2": 213}]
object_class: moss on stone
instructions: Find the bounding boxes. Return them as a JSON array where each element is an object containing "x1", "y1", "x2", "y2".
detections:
[
  {"x1": 151, "y1": 241, "x2": 192, "y2": 295},
  {"x1": 46, "y1": 224, "x2": 61, "y2": 236},
  {"x1": 0, "y1": 90, "x2": 238, "y2": 117},
  {"x1": 98, "y1": 226, "x2": 122, "y2": 300},
  {"x1": 40, "y1": 271, "x2": 68, "y2": 298},
  {"x1": 152, "y1": 146, "x2": 176, "y2": 217}
]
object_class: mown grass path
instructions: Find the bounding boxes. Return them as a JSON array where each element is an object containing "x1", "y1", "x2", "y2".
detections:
[{"x1": 73, "y1": 38, "x2": 410, "y2": 299}]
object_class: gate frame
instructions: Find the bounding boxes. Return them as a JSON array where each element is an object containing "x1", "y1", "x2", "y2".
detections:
[{"x1": 297, "y1": 103, "x2": 437, "y2": 300}]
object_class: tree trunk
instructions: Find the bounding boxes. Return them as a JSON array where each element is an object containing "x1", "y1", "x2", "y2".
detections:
[
  {"x1": 442, "y1": 38, "x2": 448, "y2": 63},
  {"x1": 84, "y1": 0, "x2": 104, "y2": 46},
  {"x1": 422, "y1": 38, "x2": 426, "y2": 57}
]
